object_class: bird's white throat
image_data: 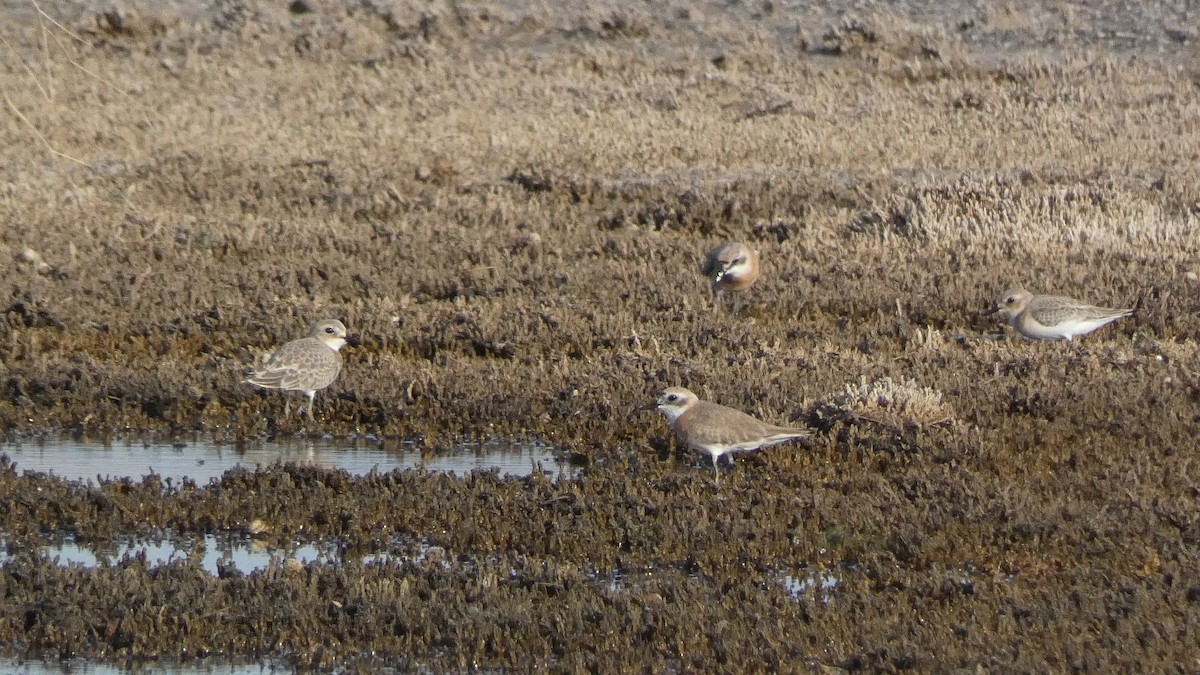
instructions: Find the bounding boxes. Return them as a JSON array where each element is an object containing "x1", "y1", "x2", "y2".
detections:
[{"x1": 658, "y1": 405, "x2": 686, "y2": 423}]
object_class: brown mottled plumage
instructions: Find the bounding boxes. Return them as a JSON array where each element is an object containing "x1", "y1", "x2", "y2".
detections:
[
  {"x1": 986, "y1": 288, "x2": 1132, "y2": 341},
  {"x1": 652, "y1": 386, "x2": 809, "y2": 483},
  {"x1": 244, "y1": 319, "x2": 356, "y2": 420}
]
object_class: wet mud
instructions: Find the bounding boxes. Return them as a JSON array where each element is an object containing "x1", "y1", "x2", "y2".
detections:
[{"x1": 2, "y1": 0, "x2": 1200, "y2": 670}]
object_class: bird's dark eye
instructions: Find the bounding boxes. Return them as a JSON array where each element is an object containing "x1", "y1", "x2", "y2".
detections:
[
  {"x1": 731, "y1": 257, "x2": 744, "y2": 265},
  {"x1": 325, "y1": 327, "x2": 336, "y2": 334},
  {"x1": 667, "y1": 394, "x2": 678, "y2": 402},
  {"x1": 1006, "y1": 297, "x2": 1016, "y2": 304}
]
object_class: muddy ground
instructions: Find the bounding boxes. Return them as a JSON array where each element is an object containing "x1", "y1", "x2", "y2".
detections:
[{"x1": 2, "y1": 0, "x2": 1200, "y2": 670}]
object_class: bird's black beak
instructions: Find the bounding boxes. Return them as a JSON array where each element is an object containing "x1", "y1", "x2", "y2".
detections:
[{"x1": 982, "y1": 305, "x2": 1000, "y2": 316}]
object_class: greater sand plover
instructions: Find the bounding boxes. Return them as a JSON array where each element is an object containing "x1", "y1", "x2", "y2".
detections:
[
  {"x1": 701, "y1": 241, "x2": 760, "y2": 314},
  {"x1": 986, "y1": 288, "x2": 1132, "y2": 341},
  {"x1": 652, "y1": 386, "x2": 810, "y2": 483},
  {"x1": 244, "y1": 319, "x2": 358, "y2": 420}
]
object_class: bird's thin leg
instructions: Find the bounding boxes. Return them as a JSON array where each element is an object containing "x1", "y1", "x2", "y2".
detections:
[
  {"x1": 306, "y1": 392, "x2": 316, "y2": 421},
  {"x1": 284, "y1": 398, "x2": 292, "y2": 418},
  {"x1": 712, "y1": 288, "x2": 724, "y2": 313},
  {"x1": 1059, "y1": 337, "x2": 1076, "y2": 357},
  {"x1": 712, "y1": 455, "x2": 720, "y2": 485}
]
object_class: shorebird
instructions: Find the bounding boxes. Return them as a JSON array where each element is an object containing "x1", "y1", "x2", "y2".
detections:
[
  {"x1": 985, "y1": 288, "x2": 1133, "y2": 341},
  {"x1": 701, "y1": 242, "x2": 760, "y2": 315},
  {"x1": 651, "y1": 386, "x2": 810, "y2": 483},
  {"x1": 244, "y1": 319, "x2": 358, "y2": 420}
]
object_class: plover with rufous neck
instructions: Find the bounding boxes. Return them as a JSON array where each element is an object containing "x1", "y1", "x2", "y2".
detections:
[
  {"x1": 651, "y1": 386, "x2": 810, "y2": 483},
  {"x1": 701, "y1": 242, "x2": 760, "y2": 315}
]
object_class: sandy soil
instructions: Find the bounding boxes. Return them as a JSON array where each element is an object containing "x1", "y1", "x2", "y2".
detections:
[{"x1": 1, "y1": 0, "x2": 1199, "y2": 670}]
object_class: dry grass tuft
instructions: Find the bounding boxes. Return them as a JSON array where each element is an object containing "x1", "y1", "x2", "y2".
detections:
[{"x1": 816, "y1": 376, "x2": 955, "y2": 431}]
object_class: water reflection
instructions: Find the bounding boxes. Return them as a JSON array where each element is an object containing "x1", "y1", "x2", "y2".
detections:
[
  {"x1": 0, "y1": 436, "x2": 575, "y2": 485},
  {"x1": 780, "y1": 569, "x2": 841, "y2": 603},
  {"x1": 0, "y1": 532, "x2": 431, "y2": 575},
  {"x1": 0, "y1": 659, "x2": 276, "y2": 674}
]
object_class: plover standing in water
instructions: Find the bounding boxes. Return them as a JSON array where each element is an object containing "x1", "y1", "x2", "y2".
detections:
[
  {"x1": 651, "y1": 386, "x2": 810, "y2": 483},
  {"x1": 702, "y1": 242, "x2": 760, "y2": 315},
  {"x1": 986, "y1": 288, "x2": 1132, "y2": 341},
  {"x1": 244, "y1": 319, "x2": 358, "y2": 420}
]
